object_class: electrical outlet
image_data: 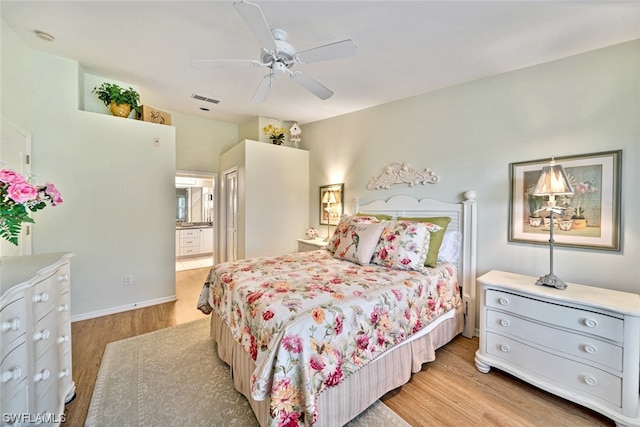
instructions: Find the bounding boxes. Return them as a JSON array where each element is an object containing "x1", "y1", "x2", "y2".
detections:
[{"x1": 123, "y1": 275, "x2": 133, "y2": 286}]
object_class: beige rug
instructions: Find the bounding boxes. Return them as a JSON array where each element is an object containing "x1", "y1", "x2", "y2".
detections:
[{"x1": 86, "y1": 318, "x2": 410, "y2": 427}]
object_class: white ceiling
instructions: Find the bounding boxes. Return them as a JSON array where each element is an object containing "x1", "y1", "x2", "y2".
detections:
[{"x1": 2, "y1": 1, "x2": 640, "y2": 125}]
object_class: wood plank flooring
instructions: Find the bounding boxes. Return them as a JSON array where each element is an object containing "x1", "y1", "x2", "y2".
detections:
[{"x1": 64, "y1": 267, "x2": 614, "y2": 427}]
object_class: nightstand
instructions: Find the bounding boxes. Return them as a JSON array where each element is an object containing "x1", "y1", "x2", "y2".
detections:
[
  {"x1": 297, "y1": 238, "x2": 327, "y2": 252},
  {"x1": 475, "y1": 270, "x2": 640, "y2": 427}
]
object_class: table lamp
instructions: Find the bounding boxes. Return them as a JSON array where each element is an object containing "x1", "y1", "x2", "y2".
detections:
[{"x1": 532, "y1": 157, "x2": 574, "y2": 289}]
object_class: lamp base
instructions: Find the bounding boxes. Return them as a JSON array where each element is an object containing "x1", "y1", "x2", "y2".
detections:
[{"x1": 535, "y1": 273, "x2": 568, "y2": 290}]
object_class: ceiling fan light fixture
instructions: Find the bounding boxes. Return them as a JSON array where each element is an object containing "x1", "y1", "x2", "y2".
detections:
[{"x1": 272, "y1": 61, "x2": 287, "y2": 76}]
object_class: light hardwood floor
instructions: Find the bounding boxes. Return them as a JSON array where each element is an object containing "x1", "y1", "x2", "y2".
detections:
[{"x1": 64, "y1": 267, "x2": 614, "y2": 427}]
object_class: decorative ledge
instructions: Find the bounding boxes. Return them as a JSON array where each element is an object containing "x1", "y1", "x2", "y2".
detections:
[{"x1": 367, "y1": 162, "x2": 440, "y2": 190}]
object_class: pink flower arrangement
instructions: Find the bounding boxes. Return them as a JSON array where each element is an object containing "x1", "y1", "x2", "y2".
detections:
[
  {"x1": 0, "y1": 169, "x2": 62, "y2": 245},
  {"x1": 571, "y1": 181, "x2": 598, "y2": 218}
]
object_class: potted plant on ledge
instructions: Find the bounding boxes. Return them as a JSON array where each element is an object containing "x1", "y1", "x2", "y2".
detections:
[{"x1": 92, "y1": 83, "x2": 141, "y2": 118}]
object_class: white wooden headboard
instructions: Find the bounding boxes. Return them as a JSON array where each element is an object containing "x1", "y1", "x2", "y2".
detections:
[{"x1": 356, "y1": 191, "x2": 478, "y2": 338}]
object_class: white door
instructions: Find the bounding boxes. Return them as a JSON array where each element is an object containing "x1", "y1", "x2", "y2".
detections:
[
  {"x1": 223, "y1": 168, "x2": 238, "y2": 262},
  {"x1": 0, "y1": 117, "x2": 32, "y2": 256}
]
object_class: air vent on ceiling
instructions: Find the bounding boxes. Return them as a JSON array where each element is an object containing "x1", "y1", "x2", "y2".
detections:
[{"x1": 191, "y1": 93, "x2": 220, "y2": 104}]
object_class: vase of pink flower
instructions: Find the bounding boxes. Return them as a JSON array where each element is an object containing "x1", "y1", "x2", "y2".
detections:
[{"x1": 0, "y1": 169, "x2": 63, "y2": 246}]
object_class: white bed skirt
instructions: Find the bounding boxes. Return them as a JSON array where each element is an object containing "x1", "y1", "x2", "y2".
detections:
[{"x1": 209, "y1": 304, "x2": 464, "y2": 426}]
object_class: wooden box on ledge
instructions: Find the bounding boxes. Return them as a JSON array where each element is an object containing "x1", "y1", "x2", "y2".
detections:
[{"x1": 138, "y1": 105, "x2": 171, "y2": 125}]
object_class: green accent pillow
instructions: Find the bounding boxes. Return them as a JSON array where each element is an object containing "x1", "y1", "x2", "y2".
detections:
[
  {"x1": 355, "y1": 212, "x2": 393, "y2": 220},
  {"x1": 398, "y1": 216, "x2": 451, "y2": 267}
]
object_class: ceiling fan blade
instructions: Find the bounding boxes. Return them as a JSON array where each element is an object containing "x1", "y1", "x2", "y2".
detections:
[
  {"x1": 191, "y1": 59, "x2": 260, "y2": 69},
  {"x1": 296, "y1": 39, "x2": 357, "y2": 64},
  {"x1": 252, "y1": 74, "x2": 274, "y2": 103},
  {"x1": 233, "y1": 1, "x2": 277, "y2": 52},
  {"x1": 290, "y1": 71, "x2": 333, "y2": 100}
]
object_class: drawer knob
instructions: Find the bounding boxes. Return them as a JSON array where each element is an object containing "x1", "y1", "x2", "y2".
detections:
[
  {"x1": 33, "y1": 369, "x2": 50, "y2": 382},
  {"x1": 582, "y1": 344, "x2": 598, "y2": 355},
  {"x1": 57, "y1": 274, "x2": 69, "y2": 282},
  {"x1": 499, "y1": 344, "x2": 511, "y2": 353},
  {"x1": 33, "y1": 329, "x2": 51, "y2": 341},
  {"x1": 32, "y1": 292, "x2": 50, "y2": 303},
  {"x1": 499, "y1": 319, "x2": 511, "y2": 327},
  {"x1": 58, "y1": 369, "x2": 70, "y2": 379},
  {"x1": 57, "y1": 335, "x2": 70, "y2": 344},
  {"x1": 498, "y1": 297, "x2": 509, "y2": 306},
  {"x1": 1, "y1": 317, "x2": 21, "y2": 332},
  {"x1": 58, "y1": 303, "x2": 70, "y2": 312},
  {"x1": 583, "y1": 375, "x2": 598, "y2": 386},
  {"x1": 1, "y1": 366, "x2": 22, "y2": 383},
  {"x1": 583, "y1": 318, "x2": 599, "y2": 328}
]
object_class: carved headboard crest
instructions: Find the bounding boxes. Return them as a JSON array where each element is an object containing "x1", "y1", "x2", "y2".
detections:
[{"x1": 367, "y1": 162, "x2": 440, "y2": 190}]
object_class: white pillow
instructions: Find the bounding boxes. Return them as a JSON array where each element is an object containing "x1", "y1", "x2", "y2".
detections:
[
  {"x1": 333, "y1": 222, "x2": 385, "y2": 265},
  {"x1": 437, "y1": 230, "x2": 461, "y2": 264}
]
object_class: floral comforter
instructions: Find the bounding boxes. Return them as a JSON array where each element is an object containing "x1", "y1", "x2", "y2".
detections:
[{"x1": 197, "y1": 249, "x2": 461, "y2": 426}]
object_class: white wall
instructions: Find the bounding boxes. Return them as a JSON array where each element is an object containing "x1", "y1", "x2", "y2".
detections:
[
  {"x1": 2, "y1": 21, "x2": 178, "y2": 318},
  {"x1": 172, "y1": 110, "x2": 237, "y2": 174},
  {"x1": 1, "y1": 20, "x2": 30, "y2": 129},
  {"x1": 303, "y1": 39, "x2": 640, "y2": 294},
  {"x1": 30, "y1": 52, "x2": 177, "y2": 318}
]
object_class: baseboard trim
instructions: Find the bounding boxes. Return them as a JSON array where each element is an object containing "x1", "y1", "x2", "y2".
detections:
[{"x1": 70, "y1": 295, "x2": 177, "y2": 322}]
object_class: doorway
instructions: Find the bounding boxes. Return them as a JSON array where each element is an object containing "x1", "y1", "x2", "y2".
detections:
[{"x1": 175, "y1": 171, "x2": 216, "y2": 269}]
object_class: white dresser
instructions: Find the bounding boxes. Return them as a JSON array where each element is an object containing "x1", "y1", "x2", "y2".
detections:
[
  {"x1": 1, "y1": 253, "x2": 75, "y2": 426},
  {"x1": 475, "y1": 270, "x2": 640, "y2": 427}
]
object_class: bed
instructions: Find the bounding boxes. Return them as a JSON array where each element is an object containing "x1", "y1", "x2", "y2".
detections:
[{"x1": 197, "y1": 193, "x2": 477, "y2": 426}]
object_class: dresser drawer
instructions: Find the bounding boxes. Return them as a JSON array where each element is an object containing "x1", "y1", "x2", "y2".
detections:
[
  {"x1": 486, "y1": 309, "x2": 622, "y2": 371},
  {"x1": 485, "y1": 289, "x2": 624, "y2": 342},
  {"x1": 1, "y1": 340, "x2": 27, "y2": 394},
  {"x1": 486, "y1": 331, "x2": 621, "y2": 407},
  {"x1": 1, "y1": 296, "x2": 26, "y2": 354},
  {"x1": 0, "y1": 376, "x2": 28, "y2": 421},
  {"x1": 180, "y1": 229, "x2": 199, "y2": 238},
  {"x1": 180, "y1": 238, "x2": 199, "y2": 247},
  {"x1": 33, "y1": 308, "x2": 59, "y2": 361},
  {"x1": 32, "y1": 273, "x2": 58, "y2": 321},
  {"x1": 179, "y1": 247, "x2": 200, "y2": 256}
]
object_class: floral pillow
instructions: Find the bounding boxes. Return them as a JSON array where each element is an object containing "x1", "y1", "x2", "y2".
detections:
[
  {"x1": 326, "y1": 214, "x2": 380, "y2": 254},
  {"x1": 333, "y1": 222, "x2": 386, "y2": 265},
  {"x1": 371, "y1": 221, "x2": 442, "y2": 270}
]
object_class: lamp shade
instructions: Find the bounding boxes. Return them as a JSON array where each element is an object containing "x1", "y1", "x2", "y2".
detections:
[
  {"x1": 322, "y1": 191, "x2": 337, "y2": 204},
  {"x1": 532, "y1": 160, "x2": 573, "y2": 196}
]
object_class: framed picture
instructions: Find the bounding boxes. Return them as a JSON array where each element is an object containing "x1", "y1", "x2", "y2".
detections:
[
  {"x1": 319, "y1": 183, "x2": 344, "y2": 226},
  {"x1": 509, "y1": 150, "x2": 621, "y2": 251}
]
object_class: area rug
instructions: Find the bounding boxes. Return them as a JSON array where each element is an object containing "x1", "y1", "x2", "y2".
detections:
[{"x1": 86, "y1": 318, "x2": 409, "y2": 427}]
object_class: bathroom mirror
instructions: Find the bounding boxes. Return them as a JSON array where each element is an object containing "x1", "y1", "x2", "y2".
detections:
[{"x1": 175, "y1": 172, "x2": 216, "y2": 224}]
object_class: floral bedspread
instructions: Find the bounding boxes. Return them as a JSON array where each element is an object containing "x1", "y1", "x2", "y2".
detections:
[{"x1": 197, "y1": 249, "x2": 461, "y2": 426}]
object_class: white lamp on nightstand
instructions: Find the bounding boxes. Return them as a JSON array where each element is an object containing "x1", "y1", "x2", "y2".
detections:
[{"x1": 532, "y1": 157, "x2": 574, "y2": 289}]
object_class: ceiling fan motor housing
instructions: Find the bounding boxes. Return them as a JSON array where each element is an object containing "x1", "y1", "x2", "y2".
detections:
[{"x1": 261, "y1": 35, "x2": 296, "y2": 68}]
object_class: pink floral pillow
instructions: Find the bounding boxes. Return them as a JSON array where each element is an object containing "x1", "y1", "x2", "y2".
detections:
[
  {"x1": 333, "y1": 222, "x2": 386, "y2": 265},
  {"x1": 326, "y1": 214, "x2": 380, "y2": 254},
  {"x1": 371, "y1": 221, "x2": 441, "y2": 270}
]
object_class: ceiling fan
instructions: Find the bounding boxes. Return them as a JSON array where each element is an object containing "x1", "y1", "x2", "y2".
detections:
[{"x1": 191, "y1": 0, "x2": 357, "y2": 102}]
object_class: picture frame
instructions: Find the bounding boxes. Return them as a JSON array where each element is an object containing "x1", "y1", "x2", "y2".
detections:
[
  {"x1": 319, "y1": 183, "x2": 344, "y2": 226},
  {"x1": 509, "y1": 150, "x2": 621, "y2": 251}
]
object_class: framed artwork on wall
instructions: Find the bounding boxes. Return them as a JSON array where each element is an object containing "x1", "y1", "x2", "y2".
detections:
[
  {"x1": 509, "y1": 150, "x2": 621, "y2": 251},
  {"x1": 319, "y1": 183, "x2": 344, "y2": 226}
]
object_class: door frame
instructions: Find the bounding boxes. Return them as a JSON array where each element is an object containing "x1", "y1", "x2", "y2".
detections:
[{"x1": 221, "y1": 167, "x2": 238, "y2": 263}]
